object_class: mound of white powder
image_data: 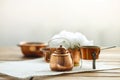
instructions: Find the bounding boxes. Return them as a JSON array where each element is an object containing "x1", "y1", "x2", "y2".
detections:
[{"x1": 48, "y1": 30, "x2": 93, "y2": 49}]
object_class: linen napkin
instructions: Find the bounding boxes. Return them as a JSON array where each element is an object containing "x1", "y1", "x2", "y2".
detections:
[{"x1": 0, "y1": 58, "x2": 119, "y2": 79}]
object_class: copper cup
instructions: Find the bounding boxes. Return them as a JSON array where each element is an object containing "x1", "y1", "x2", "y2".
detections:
[{"x1": 68, "y1": 48, "x2": 81, "y2": 66}]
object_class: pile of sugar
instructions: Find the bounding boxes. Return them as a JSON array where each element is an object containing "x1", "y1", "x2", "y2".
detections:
[{"x1": 48, "y1": 31, "x2": 93, "y2": 49}]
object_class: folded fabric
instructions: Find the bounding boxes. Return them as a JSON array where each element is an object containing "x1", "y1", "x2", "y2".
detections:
[{"x1": 0, "y1": 58, "x2": 119, "y2": 79}]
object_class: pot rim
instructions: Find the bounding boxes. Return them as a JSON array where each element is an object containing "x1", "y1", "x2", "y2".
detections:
[
  {"x1": 80, "y1": 46, "x2": 100, "y2": 48},
  {"x1": 17, "y1": 42, "x2": 48, "y2": 47}
]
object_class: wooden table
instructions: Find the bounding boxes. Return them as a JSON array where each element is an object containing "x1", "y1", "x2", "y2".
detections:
[{"x1": 0, "y1": 47, "x2": 120, "y2": 80}]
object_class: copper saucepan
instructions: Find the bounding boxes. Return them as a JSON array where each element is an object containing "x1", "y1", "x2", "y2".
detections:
[
  {"x1": 80, "y1": 46, "x2": 116, "y2": 69},
  {"x1": 80, "y1": 46, "x2": 116, "y2": 60}
]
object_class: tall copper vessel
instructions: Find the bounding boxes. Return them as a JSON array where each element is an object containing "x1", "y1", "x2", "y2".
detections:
[{"x1": 68, "y1": 48, "x2": 81, "y2": 66}]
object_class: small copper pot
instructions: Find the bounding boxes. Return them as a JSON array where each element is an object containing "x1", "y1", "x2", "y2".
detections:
[
  {"x1": 18, "y1": 42, "x2": 47, "y2": 57},
  {"x1": 50, "y1": 45, "x2": 73, "y2": 71},
  {"x1": 80, "y1": 46, "x2": 100, "y2": 69},
  {"x1": 80, "y1": 46, "x2": 100, "y2": 60}
]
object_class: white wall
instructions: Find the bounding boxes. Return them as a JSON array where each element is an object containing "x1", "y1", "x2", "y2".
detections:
[{"x1": 0, "y1": 0, "x2": 120, "y2": 46}]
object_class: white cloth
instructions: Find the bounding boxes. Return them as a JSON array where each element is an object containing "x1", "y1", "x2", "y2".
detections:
[{"x1": 0, "y1": 58, "x2": 119, "y2": 79}]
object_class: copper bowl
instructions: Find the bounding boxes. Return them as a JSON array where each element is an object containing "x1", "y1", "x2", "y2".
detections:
[{"x1": 18, "y1": 42, "x2": 48, "y2": 57}]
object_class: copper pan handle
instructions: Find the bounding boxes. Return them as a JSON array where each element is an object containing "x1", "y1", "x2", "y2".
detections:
[{"x1": 101, "y1": 46, "x2": 116, "y2": 50}]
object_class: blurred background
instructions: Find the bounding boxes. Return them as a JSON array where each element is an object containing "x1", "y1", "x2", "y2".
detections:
[{"x1": 0, "y1": 0, "x2": 120, "y2": 46}]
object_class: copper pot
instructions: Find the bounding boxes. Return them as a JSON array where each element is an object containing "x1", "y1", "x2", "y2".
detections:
[
  {"x1": 80, "y1": 46, "x2": 100, "y2": 60},
  {"x1": 18, "y1": 42, "x2": 47, "y2": 57},
  {"x1": 80, "y1": 46, "x2": 100, "y2": 69},
  {"x1": 50, "y1": 45, "x2": 73, "y2": 71}
]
